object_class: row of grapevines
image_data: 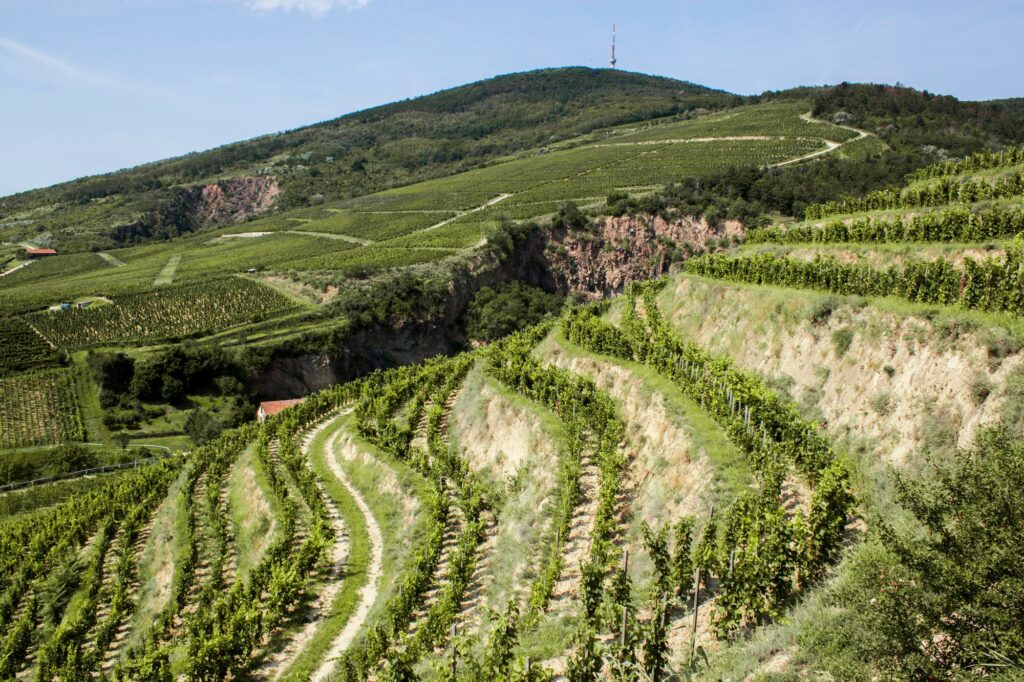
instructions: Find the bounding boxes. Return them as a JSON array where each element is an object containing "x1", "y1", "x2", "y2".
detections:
[
  {"x1": 750, "y1": 204, "x2": 1024, "y2": 245},
  {"x1": 906, "y1": 145, "x2": 1024, "y2": 182},
  {"x1": 804, "y1": 172, "x2": 1024, "y2": 219},
  {"x1": 686, "y1": 247, "x2": 1024, "y2": 315},
  {"x1": 181, "y1": 382, "x2": 365, "y2": 680},
  {"x1": 384, "y1": 359, "x2": 491, "y2": 675},
  {"x1": 564, "y1": 284, "x2": 853, "y2": 633},
  {"x1": 0, "y1": 317, "x2": 58, "y2": 373},
  {"x1": 26, "y1": 277, "x2": 296, "y2": 350},
  {"x1": 0, "y1": 458, "x2": 182, "y2": 678},
  {"x1": 114, "y1": 381, "x2": 364, "y2": 679},
  {"x1": 333, "y1": 356, "x2": 475, "y2": 680},
  {"x1": 0, "y1": 368, "x2": 84, "y2": 449},
  {"x1": 477, "y1": 322, "x2": 630, "y2": 678}
]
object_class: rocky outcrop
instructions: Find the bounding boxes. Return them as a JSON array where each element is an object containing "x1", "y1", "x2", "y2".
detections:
[
  {"x1": 182, "y1": 177, "x2": 279, "y2": 226},
  {"x1": 250, "y1": 212, "x2": 740, "y2": 397},
  {"x1": 542, "y1": 214, "x2": 743, "y2": 298},
  {"x1": 249, "y1": 353, "x2": 341, "y2": 397},
  {"x1": 109, "y1": 176, "x2": 278, "y2": 245}
]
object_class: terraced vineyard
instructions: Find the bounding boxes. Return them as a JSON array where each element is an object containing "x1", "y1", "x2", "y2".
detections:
[
  {"x1": 0, "y1": 289, "x2": 861, "y2": 679},
  {"x1": 3, "y1": 74, "x2": 1023, "y2": 681},
  {"x1": 689, "y1": 145, "x2": 1024, "y2": 315}
]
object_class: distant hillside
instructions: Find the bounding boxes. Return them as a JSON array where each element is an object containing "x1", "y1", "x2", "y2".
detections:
[
  {"x1": 0, "y1": 68, "x2": 735, "y2": 249},
  {"x1": 811, "y1": 82, "x2": 1024, "y2": 155}
]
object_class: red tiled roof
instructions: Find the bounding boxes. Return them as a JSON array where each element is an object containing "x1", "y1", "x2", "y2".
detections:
[
  {"x1": 259, "y1": 398, "x2": 305, "y2": 417},
  {"x1": 26, "y1": 248, "x2": 57, "y2": 255}
]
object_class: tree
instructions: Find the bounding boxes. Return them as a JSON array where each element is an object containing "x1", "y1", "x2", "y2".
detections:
[
  {"x1": 552, "y1": 201, "x2": 589, "y2": 231},
  {"x1": 113, "y1": 432, "x2": 132, "y2": 453},
  {"x1": 466, "y1": 283, "x2": 563, "y2": 343},
  {"x1": 184, "y1": 409, "x2": 222, "y2": 445},
  {"x1": 809, "y1": 427, "x2": 1024, "y2": 679}
]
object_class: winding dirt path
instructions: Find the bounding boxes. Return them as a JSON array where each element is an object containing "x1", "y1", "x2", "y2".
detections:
[
  {"x1": 262, "y1": 417, "x2": 352, "y2": 680},
  {"x1": 771, "y1": 112, "x2": 872, "y2": 168},
  {"x1": 421, "y1": 193, "x2": 513, "y2": 233},
  {"x1": 309, "y1": 423, "x2": 384, "y2": 682}
]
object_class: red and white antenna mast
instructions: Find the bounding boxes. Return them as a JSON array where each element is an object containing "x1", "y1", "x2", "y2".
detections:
[{"x1": 610, "y1": 23, "x2": 618, "y2": 69}]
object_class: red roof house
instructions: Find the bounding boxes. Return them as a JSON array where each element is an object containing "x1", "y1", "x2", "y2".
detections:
[
  {"x1": 25, "y1": 248, "x2": 57, "y2": 258},
  {"x1": 257, "y1": 398, "x2": 305, "y2": 422}
]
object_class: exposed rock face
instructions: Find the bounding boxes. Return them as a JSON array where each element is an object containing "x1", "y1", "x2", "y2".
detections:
[
  {"x1": 108, "y1": 176, "x2": 279, "y2": 245},
  {"x1": 542, "y1": 214, "x2": 743, "y2": 298},
  {"x1": 250, "y1": 353, "x2": 341, "y2": 398},
  {"x1": 250, "y1": 212, "x2": 740, "y2": 397},
  {"x1": 182, "y1": 177, "x2": 279, "y2": 226}
]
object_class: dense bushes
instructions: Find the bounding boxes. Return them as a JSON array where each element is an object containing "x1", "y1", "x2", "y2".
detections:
[
  {"x1": 465, "y1": 282, "x2": 563, "y2": 342},
  {"x1": 807, "y1": 428, "x2": 1024, "y2": 679}
]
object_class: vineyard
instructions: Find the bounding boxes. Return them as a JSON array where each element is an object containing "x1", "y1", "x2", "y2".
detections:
[
  {"x1": 0, "y1": 317, "x2": 57, "y2": 373},
  {"x1": 25, "y1": 277, "x2": 298, "y2": 350},
  {"x1": 0, "y1": 287, "x2": 861, "y2": 680},
  {"x1": 2, "y1": 72, "x2": 1022, "y2": 680},
  {"x1": 0, "y1": 97, "x2": 853, "y2": 339},
  {"x1": 0, "y1": 368, "x2": 84, "y2": 448}
]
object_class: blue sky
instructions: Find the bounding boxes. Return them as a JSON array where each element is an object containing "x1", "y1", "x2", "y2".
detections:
[{"x1": 2, "y1": 0, "x2": 1022, "y2": 197}]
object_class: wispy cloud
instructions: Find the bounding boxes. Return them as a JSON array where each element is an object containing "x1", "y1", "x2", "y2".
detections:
[
  {"x1": 0, "y1": 36, "x2": 117, "y2": 88},
  {"x1": 239, "y1": 0, "x2": 369, "y2": 16}
]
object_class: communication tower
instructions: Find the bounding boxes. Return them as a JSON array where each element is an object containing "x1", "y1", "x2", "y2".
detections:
[{"x1": 610, "y1": 24, "x2": 618, "y2": 69}]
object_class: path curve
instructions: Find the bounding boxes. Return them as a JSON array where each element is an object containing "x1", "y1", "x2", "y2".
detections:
[
  {"x1": 262, "y1": 416, "x2": 352, "y2": 680},
  {"x1": 309, "y1": 423, "x2": 384, "y2": 682},
  {"x1": 772, "y1": 112, "x2": 872, "y2": 168},
  {"x1": 421, "y1": 193, "x2": 513, "y2": 233}
]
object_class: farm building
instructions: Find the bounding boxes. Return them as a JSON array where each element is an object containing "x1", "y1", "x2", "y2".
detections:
[
  {"x1": 256, "y1": 398, "x2": 305, "y2": 422},
  {"x1": 25, "y1": 248, "x2": 57, "y2": 258}
]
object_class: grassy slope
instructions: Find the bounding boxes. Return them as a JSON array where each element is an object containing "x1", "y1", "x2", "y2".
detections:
[{"x1": 275, "y1": 415, "x2": 371, "y2": 680}]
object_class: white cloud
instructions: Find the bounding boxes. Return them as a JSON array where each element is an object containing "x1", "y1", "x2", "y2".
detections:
[
  {"x1": 0, "y1": 36, "x2": 116, "y2": 88},
  {"x1": 241, "y1": 0, "x2": 369, "y2": 16}
]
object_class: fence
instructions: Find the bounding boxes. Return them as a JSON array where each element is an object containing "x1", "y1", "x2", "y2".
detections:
[{"x1": 0, "y1": 444, "x2": 185, "y2": 493}]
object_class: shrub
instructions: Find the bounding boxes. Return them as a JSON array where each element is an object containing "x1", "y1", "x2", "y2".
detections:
[
  {"x1": 832, "y1": 328, "x2": 855, "y2": 357},
  {"x1": 970, "y1": 375, "x2": 993, "y2": 404},
  {"x1": 465, "y1": 283, "x2": 564, "y2": 343},
  {"x1": 809, "y1": 297, "x2": 841, "y2": 325},
  {"x1": 807, "y1": 428, "x2": 1024, "y2": 679},
  {"x1": 869, "y1": 391, "x2": 893, "y2": 416}
]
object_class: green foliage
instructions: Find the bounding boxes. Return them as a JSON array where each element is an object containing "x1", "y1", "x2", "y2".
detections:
[
  {"x1": 184, "y1": 409, "x2": 222, "y2": 445},
  {"x1": 551, "y1": 201, "x2": 589, "y2": 231},
  {"x1": 831, "y1": 328, "x2": 855, "y2": 357},
  {"x1": 466, "y1": 283, "x2": 564, "y2": 342},
  {"x1": 808, "y1": 428, "x2": 1024, "y2": 679},
  {"x1": 812, "y1": 83, "x2": 1024, "y2": 157},
  {"x1": 0, "y1": 368, "x2": 84, "y2": 449},
  {"x1": 686, "y1": 244, "x2": 1024, "y2": 316}
]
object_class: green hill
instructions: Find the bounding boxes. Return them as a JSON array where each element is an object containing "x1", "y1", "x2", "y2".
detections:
[{"x1": 0, "y1": 68, "x2": 735, "y2": 251}]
